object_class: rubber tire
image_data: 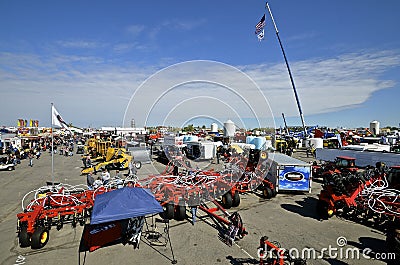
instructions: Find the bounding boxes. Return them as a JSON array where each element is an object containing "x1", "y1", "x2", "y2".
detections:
[
  {"x1": 135, "y1": 161, "x2": 142, "y2": 169},
  {"x1": 174, "y1": 205, "x2": 186, "y2": 221},
  {"x1": 221, "y1": 192, "x2": 233, "y2": 209},
  {"x1": 263, "y1": 187, "x2": 273, "y2": 199},
  {"x1": 164, "y1": 204, "x2": 175, "y2": 220},
  {"x1": 317, "y1": 200, "x2": 332, "y2": 219},
  {"x1": 18, "y1": 226, "x2": 31, "y2": 248},
  {"x1": 232, "y1": 192, "x2": 240, "y2": 207},
  {"x1": 271, "y1": 187, "x2": 277, "y2": 197},
  {"x1": 31, "y1": 227, "x2": 50, "y2": 249},
  {"x1": 8, "y1": 166, "x2": 15, "y2": 171}
]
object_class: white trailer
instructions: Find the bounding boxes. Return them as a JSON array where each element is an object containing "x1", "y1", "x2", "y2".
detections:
[
  {"x1": 316, "y1": 148, "x2": 400, "y2": 167},
  {"x1": 265, "y1": 153, "x2": 312, "y2": 193}
]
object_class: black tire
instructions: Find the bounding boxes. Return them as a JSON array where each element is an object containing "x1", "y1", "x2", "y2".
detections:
[
  {"x1": 135, "y1": 161, "x2": 142, "y2": 169},
  {"x1": 18, "y1": 226, "x2": 31, "y2": 248},
  {"x1": 174, "y1": 205, "x2": 186, "y2": 221},
  {"x1": 31, "y1": 227, "x2": 50, "y2": 249},
  {"x1": 386, "y1": 228, "x2": 400, "y2": 263},
  {"x1": 317, "y1": 200, "x2": 333, "y2": 219},
  {"x1": 271, "y1": 187, "x2": 277, "y2": 197},
  {"x1": 221, "y1": 192, "x2": 233, "y2": 209},
  {"x1": 8, "y1": 166, "x2": 15, "y2": 171},
  {"x1": 232, "y1": 192, "x2": 240, "y2": 207},
  {"x1": 262, "y1": 187, "x2": 273, "y2": 199},
  {"x1": 163, "y1": 204, "x2": 175, "y2": 220}
]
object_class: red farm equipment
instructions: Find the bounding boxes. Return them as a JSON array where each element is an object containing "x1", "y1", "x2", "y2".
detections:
[
  {"x1": 312, "y1": 156, "x2": 359, "y2": 181},
  {"x1": 16, "y1": 184, "x2": 112, "y2": 249},
  {"x1": 317, "y1": 163, "x2": 400, "y2": 226},
  {"x1": 222, "y1": 149, "x2": 277, "y2": 201},
  {"x1": 258, "y1": 236, "x2": 306, "y2": 265},
  {"x1": 16, "y1": 146, "x2": 274, "y2": 250}
]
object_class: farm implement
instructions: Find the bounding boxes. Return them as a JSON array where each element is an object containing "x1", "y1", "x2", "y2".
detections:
[
  {"x1": 136, "y1": 159, "x2": 249, "y2": 244},
  {"x1": 317, "y1": 164, "x2": 400, "y2": 225},
  {"x1": 258, "y1": 236, "x2": 306, "y2": 265},
  {"x1": 226, "y1": 149, "x2": 277, "y2": 199},
  {"x1": 16, "y1": 157, "x2": 252, "y2": 249},
  {"x1": 16, "y1": 144, "x2": 277, "y2": 250},
  {"x1": 16, "y1": 183, "x2": 112, "y2": 249}
]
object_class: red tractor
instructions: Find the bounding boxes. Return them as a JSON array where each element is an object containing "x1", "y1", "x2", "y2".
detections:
[{"x1": 314, "y1": 156, "x2": 359, "y2": 179}]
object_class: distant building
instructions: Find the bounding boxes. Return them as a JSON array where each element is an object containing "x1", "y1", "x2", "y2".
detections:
[{"x1": 100, "y1": 127, "x2": 147, "y2": 136}]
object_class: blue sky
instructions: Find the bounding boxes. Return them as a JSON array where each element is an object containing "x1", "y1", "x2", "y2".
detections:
[{"x1": 0, "y1": 0, "x2": 399, "y2": 129}]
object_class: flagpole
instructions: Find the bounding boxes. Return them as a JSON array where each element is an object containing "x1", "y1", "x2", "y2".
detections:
[
  {"x1": 51, "y1": 103, "x2": 54, "y2": 186},
  {"x1": 266, "y1": 2, "x2": 308, "y2": 139}
]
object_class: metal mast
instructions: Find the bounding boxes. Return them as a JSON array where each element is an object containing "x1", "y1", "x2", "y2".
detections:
[{"x1": 266, "y1": 2, "x2": 307, "y2": 139}]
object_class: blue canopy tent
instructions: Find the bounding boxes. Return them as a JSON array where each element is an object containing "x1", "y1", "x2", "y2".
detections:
[
  {"x1": 90, "y1": 187, "x2": 163, "y2": 224},
  {"x1": 79, "y1": 187, "x2": 164, "y2": 253}
]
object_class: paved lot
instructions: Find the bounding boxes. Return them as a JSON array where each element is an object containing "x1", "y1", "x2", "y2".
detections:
[{"x1": 0, "y1": 149, "x2": 391, "y2": 265}]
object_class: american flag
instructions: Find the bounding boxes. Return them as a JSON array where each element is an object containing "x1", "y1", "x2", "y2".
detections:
[{"x1": 255, "y1": 14, "x2": 266, "y2": 34}]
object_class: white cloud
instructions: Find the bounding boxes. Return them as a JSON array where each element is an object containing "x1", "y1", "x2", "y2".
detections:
[
  {"x1": 0, "y1": 50, "x2": 398, "y2": 128},
  {"x1": 161, "y1": 18, "x2": 206, "y2": 31},
  {"x1": 242, "y1": 50, "x2": 399, "y2": 117},
  {"x1": 148, "y1": 18, "x2": 206, "y2": 40},
  {"x1": 113, "y1": 42, "x2": 149, "y2": 53},
  {"x1": 126, "y1": 24, "x2": 146, "y2": 37},
  {"x1": 56, "y1": 40, "x2": 101, "y2": 49}
]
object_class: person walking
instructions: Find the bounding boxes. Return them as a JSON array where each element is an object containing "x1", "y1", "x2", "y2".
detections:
[
  {"x1": 35, "y1": 149, "x2": 41, "y2": 159},
  {"x1": 101, "y1": 169, "x2": 111, "y2": 185},
  {"x1": 128, "y1": 161, "x2": 137, "y2": 176},
  {"x1": 28, "y1": 152, "x2": 34, "y2": 167},
  {"x1": 93, "y1": 176, "x2": 103, "y2": 189},
  {"x1": 86, "y1": 155, "x2": 92, "y2": 167},
  {"x1": 189, "y1": 194, "x2": 200, "y2": 225},
  {"x1": 86, "y1": 173, "x2": 95, "y2": 190},
  {"x1": 115, "y1": 170, "x2": 124, "y2": 189}
]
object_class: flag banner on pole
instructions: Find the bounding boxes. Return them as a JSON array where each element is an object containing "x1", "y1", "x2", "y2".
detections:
[
  {"x1": 52, "y1": 105, "x2": 71, "y2": 132},
  {"x1": 255, "y1": 14, "x2": 266, "y2": 34},
  {"x1": 257, "y1": 29, "x2": 265, "y2": 41}
]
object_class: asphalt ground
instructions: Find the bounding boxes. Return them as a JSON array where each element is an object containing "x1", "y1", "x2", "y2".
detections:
[{"x1": 0, "y1": 149, "x2": 392, "y2": 265}]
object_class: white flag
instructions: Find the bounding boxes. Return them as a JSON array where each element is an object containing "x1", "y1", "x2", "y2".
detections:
[
  {"x1": 52, "y1": 105, "x2": 71, "y2": 132},
  {"x1": 257, "y1": 29, "x2": 265, "y2": 41}
]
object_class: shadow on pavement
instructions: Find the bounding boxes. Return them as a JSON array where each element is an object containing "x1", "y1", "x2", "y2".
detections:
[
  {"x1": 226, "y1": 255, "x2": 259, "y2": 265},
  {"x1": 280, "y1": 196, "x2": 321, "y2": 221},
  {"x1": 322, "y1": 258, "x2": 350, "y2": 265}
]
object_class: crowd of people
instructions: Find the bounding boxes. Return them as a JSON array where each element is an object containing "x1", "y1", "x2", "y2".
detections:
[
  {"x1": 0, "y1": 143, "x2": 42, "y2": 168},
  {"x1": 0, "y1": 135, "x2": 87, "y2": 169}
]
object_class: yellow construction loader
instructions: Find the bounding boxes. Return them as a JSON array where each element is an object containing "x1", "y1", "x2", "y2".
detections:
[{"x1": 81, "y1": 147, "x2": 139, "y2": 175}]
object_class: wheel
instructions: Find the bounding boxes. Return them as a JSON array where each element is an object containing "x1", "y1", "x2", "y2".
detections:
[
  {"x1": 174, "y1": 205, "x2": 186, "y2": 221},
  {"x1": 260, "y1": 151, "x2": 268, "y2": 160},
  {"x1": 317, "y1": 200, "x2": 333, "y2": 219},
  {"x1": 8, "y1": 166, "x2": 15, "y2": 171},
  {"x1": 232, "y1": 192, "x2": 240, "y2": 207},
  {"x1": 386, "y1": 226, "x2": 400, "y2": 261},
  {"x1": 271, "y1": 186, "x2": 277, "y2": 197},
  {"x1": 135, "y1": 161, "x2": 142, "y2": 169},
  {"x1": 18, "y1": 226, "x2": 31, "y2": 248},
  {"x1": 262, "y1": 187, "x2": 273, "y2": 199},
  {"x1": 31, "y1": 227, "x2": 49, "y2": 249},
  {"x1": 221, "y1": 192, "x2": 233, "y2": 209},
  {"x1": 163, "y1": 204, "x2": 175, "y2": 220}
]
